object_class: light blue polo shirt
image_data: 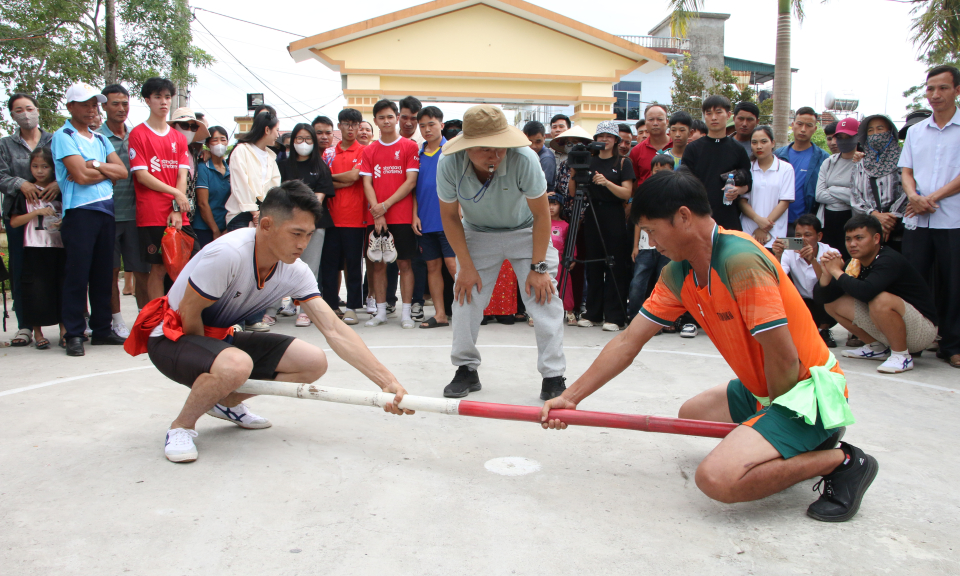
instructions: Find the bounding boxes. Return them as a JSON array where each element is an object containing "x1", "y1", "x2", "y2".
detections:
[
  {"x1": 437, "y1": 146, "x2": 547, "y2": 232},
  {"x1": 52, "y1": 119, "x2": 115, "y2": 215}
]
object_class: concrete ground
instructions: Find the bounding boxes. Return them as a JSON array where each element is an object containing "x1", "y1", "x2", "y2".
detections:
[{"x1": 1, "y1": 295, "x2": 958, "y2": 576}]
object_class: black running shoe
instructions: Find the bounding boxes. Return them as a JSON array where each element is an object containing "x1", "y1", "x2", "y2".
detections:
[
  {"x1": 540, "y1": 376, "x2": 567, "y2": 401},
  {"x1": 820, "y1": 329, "x2": 837, "y2": 348},
  {"x1": 807, "y1": 442, "x2": 879, "y2": 522},
  {"x1": 444, "y1": 366, "x2": 481, "y2": 398},
  {"x1": 813, "y1": 426, "x2": 846, "y2": 451}
]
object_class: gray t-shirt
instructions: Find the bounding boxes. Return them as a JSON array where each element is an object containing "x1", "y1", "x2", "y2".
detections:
[
  {"x1": 437, "y1": 146, "x2": 547, "y2": 232},
  {"x1": 816, "y1": 155, "x2": 857, "y2": 211}
]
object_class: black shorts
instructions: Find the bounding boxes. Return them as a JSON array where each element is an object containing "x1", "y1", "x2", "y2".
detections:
[
  {"x1": 367, "y1": 224, "x2": 417, "y2": 261},
  {"x1": 139, "y1": 224, "x2": 196, "y2": 265},
  {"x1": 147, "y1": 332, "x2": 295, "y2": 387}
]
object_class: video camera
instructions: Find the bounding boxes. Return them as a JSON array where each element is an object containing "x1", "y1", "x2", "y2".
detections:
[{"x1": 566, "y1": 141, "x2": 606, "y2": 171}]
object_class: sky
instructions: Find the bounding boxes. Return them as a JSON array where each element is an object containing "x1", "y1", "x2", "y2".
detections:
[{"x1": 31, "y1": 0, "x2": 935, "y2": 135}]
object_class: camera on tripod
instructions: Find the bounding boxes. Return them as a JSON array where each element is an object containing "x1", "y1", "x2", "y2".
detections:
[{"x1": 566, "y1": 141, "x2": 606, "y2": 172}]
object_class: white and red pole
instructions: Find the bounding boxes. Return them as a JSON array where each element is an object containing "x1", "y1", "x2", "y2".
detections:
[{"x1": 236, "y1": 380, "x2": 737, "y2": 439}]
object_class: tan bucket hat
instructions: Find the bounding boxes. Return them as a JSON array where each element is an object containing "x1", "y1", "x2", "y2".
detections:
[
  {"x1": 167, "y1": 107, "x2": 210, "y2": 141},
  {"x1": 442, "y1": 104, "x2": 531, "y2": 154},
  {"x1": 549, "y1": 125, "x2": 593, "y2": 153}
]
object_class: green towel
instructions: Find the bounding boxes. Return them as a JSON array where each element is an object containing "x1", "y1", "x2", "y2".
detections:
[{"x1": 754, "y1": 354, "x2": 855, "y2": 429}]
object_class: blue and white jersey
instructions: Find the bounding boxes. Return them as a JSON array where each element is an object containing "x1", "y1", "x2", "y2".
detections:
[{"x1": 152, "y1": 228, "x2": 321, "y2": 336}]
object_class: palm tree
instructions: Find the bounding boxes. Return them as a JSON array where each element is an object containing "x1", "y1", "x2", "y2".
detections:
[{"x1": 668, "y1": 0, "x2": 804, "y2": 143}]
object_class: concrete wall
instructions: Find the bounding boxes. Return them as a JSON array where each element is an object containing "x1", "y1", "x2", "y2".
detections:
[{"x1": 648, "y1": 13, "x2": 728, "y2": 89}]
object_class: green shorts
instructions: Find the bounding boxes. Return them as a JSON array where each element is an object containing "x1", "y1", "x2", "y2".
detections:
[{"x1": 726, "y1": 379, "x2": 837, "y2": 459}]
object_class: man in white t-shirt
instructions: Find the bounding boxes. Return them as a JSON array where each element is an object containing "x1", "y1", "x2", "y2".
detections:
[
  {"x1": 125, "y1": 181, "x2": 413, "y2": 463},
  {"x1": 772, "y1": 214, "x2": 841, "y2": 347}
]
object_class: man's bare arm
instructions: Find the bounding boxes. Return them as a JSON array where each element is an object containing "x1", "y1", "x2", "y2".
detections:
[
  {"x1": 753, "y1": 325, "x2": 800, "y2": 402},
  {"x1": 178, "y1": 287, "x2": 217, "y2": 336},
  {"x1": 301, "y1": 297, "x2": 413, "y2": 414}
]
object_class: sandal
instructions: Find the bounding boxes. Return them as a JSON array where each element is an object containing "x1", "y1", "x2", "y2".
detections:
[
  {"x1": 10, "y1": 328, "x2": 32, "y2": 347},
  {"x1": 59, "y1": 337, "x2": 67, "y2": 349},
  {"x1": 35, "y1": 337, "x2": 50, "y2": 350},
  {"x1": 419, "y1": 316, "x2": 449, "y2": 329}
]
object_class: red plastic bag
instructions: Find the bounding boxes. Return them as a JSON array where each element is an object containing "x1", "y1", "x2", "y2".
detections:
[{"x1": 161, "y1": 226, "x2": 194, "y2": 281}]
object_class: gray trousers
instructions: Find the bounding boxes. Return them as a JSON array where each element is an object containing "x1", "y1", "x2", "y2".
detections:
[
  {"x1": 451, "y1": 227, "x2": 566, "y2": 378},
  {"x1": 267, "y1": 229, "x2": 325, "y2": 316}
]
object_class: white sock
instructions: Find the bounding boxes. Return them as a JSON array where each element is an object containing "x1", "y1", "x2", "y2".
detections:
[
  {"x1": 891, "y1": 349, "x2": 910, "y2": 357},
  {"x1": 112, "y1": 312, "x2": 123, "y2": 323},
  {"x1": 376, "y1": 302, "x2": 387, "y2": 320},
  {"x1": 402, "y1": 303, "x2": 412, "y2": 320},
  {"x1": 868, "y1": 341, "x2": 887, "y2": 351}
]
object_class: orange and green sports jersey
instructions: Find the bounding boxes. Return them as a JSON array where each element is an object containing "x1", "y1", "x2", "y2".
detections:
[{"x1": 640, "y1": 226, "x2": 844, "y2": 400}]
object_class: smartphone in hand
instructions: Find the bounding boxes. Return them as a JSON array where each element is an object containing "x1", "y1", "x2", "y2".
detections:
[{"x1": 777, "y1": 237, "x2": 805, "y2": 250}]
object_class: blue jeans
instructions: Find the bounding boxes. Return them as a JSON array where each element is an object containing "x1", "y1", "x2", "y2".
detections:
[{"x1": 627, "y1": 249, "x2": 669, "y2": 320}]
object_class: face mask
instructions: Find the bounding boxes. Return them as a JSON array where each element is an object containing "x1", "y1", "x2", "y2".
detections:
[
  {"x1": 12, "y1": 110, "x2": 40, "y2": 131},
  {"x1": 175, "y1": 127, "x2": 196, "y2": 144},
  {"x1": 866, "y1": 133, "x2": 892, "y2": 150},
  {"x1": 836, "y1": 136, "x2": 858, "y2": 154},
  {"x1": 564, "y1": 143, "x2": 575, "y2": 153},
  {"x1": 210, "y1": 144, "x2": 227, "y2": 157},
  {"x1": 295, "y1": 142, "x2": 314, "y2": 157}
]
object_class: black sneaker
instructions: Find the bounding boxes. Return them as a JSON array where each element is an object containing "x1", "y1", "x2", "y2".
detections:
[
  {"x1": 813, "y1": 426, "x2": 846, "y2": 451},
  {"x1": 444, "y1": 366, "x2": 481, "y2": 398},
  {"x1": 820, "y1": 329, "x2": 837, "y2": 348},
  {"x1": 807, "y1": 442, "x2": 879, "y2": 522},
  {"x1": 540, "y1": 376, "x2": 566, "y2": 401},
  {"x1": 386, "y1": 303, "x2": 396, "y2": 315}
]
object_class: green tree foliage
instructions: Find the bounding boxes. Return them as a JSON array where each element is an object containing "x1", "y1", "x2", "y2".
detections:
[
  {"x1": 668, "y1": 60, "x2": 705, "y2": 116},
  {"x1": 787, "y1": 127, "x2": 831, "y2": 153},
  {"x1": 0, "y1": 0, "x2": 212, "y2": 134}
]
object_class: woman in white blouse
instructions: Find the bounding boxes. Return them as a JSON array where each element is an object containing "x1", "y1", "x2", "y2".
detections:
[
  {"x1": 739, "y1": 125, "x2": 795, "y2": 247},
  {"x1": 225, "y1": 108, "x2": 282, "y2": 232}
]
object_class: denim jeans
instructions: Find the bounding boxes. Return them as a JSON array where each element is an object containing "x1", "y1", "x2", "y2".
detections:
[{"x1": 627, "y1": 249, "x2": 669, "y2": 320}]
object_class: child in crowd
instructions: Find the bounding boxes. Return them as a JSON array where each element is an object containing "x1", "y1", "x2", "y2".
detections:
[
  {"x1": 548, "y1": 193, "x2": 576, "y2": 325},
  {"x1": 9, "y1": 148, "x2": 66, "y2": 349},
  {"x1": 627, "y1": 155, "x2": 674, "y2": 329}
]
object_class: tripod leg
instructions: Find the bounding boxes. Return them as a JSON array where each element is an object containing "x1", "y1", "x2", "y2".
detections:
[{"x1": 585, "y1": 200, "x2": 630, "y2": 323}]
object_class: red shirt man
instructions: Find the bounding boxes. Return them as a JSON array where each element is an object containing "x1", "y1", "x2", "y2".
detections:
[
  {"x1": 129, "y1": 123, "x2": 191, "y2": 227},
  {"x1": 358, "y1": 137, "x2": 420, "y2": 225},
  {"x1": 325, "y1": 140, "x2": 365, "y2": 228}
]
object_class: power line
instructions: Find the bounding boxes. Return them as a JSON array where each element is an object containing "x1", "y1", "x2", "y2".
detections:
[
  {"x1": 193, "y1": 15, "x2": 311, "y2": 122},
  {"x1": 193, "y1": 7, "x2": 307, "y2": 38}
]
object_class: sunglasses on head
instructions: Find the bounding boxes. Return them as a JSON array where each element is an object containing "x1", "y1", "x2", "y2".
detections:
[{"x1": 175, "y1": 121, "x2": 200, "y2": 131}]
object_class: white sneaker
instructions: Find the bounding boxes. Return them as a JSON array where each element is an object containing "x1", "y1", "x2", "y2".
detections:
[
  {"x1": 366, "y1": 232, "x2": 383, "y2": 262},
  {"x1": 842, "y1": 343, "x2": 890, "y2": 361},
  {"x1": 365, "y1": 316, "x2": 387, "y2": 327},
  {"x1": 112, "y1": 317, "x2": 130, "y2": 339},
  {"x1": 380, "y1": 232, "x2": 398, "y2": 263},
  {"x1": 602, "y1": 322, "x2": 621, "y2": 332},
  {"x1": 165, "y1": 428, "x2": 199, "y2": 463},
  {"x1": 411, "y1": 302, "x2": 424, "y2": 321},
  {"x1": 877, "y1": 354, "x2": 913, "y2": 373},
  {"x1": 401, "y1": 317, "x2": 416, "y2": 329},
  {"x1": 262, "y1": 315, "x2": 277, "y2": 326},
  {"x1": 342, "y1": 309, "x2": 359, "y2": 325},
  {"x1": 278, "y1": 297, "x2": 297, "y2": 316},
  {"x1": 680, "y1": 324, "x2": 698, "y2": 338},
  {"x1": 366, "y1": 296, "x2": 377, "y2": 316},
  {"x1": 244, "y1": 321, "x2": 270, "y2": 333},
  {"x1": 295, "y1": 312, "x2": 312, "y2": 327},
  {"x1": 577, "y1": 318, "x2": 596, "y2": 327},
  {"x1": 206, "y1": 402, "x2": 272, "y2": 429}
]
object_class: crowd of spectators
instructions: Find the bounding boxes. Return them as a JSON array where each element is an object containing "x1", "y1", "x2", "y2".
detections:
[{"x1": 1, "y1": 65, "x2": 958, "y2": 373}]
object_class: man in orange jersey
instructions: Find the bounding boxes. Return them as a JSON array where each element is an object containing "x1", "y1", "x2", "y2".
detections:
[{"x1": 541, "y1": 169, "x2": 878, "y2": 522}]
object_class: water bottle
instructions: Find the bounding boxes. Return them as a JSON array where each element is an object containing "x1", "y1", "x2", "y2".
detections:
[{"x1": 723, "y1": 173, "x2": 736, "y2": 206}]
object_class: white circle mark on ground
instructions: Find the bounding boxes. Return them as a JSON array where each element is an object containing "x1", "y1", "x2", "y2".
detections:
[{"x1": 484, "y1": 457, "x2": 542, "y2": 476}]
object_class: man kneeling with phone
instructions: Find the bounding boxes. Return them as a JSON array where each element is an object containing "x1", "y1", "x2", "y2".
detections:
[{"x1": 771, "y1": 214, "x2": 841, "y2": 347}]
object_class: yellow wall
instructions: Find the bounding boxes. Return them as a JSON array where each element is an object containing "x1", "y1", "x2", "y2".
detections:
[{"x1": 322, "y1": 4, "x2": 636, "y2": 80}]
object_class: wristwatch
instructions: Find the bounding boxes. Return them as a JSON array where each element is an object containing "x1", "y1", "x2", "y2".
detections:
[
  {"x1": 531, "y1": 261, "x2": 548, "y2": 274},
  {"x1": 91, "y1": 160, "x2": 101, "y2": 170}
]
